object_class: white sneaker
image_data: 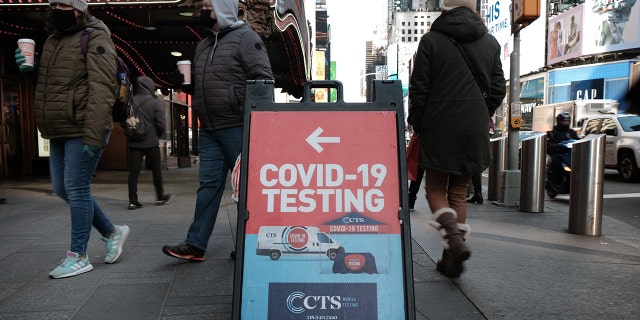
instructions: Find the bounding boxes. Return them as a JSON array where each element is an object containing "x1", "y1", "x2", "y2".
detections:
[
  {"x1": 102, "y1": 225, "x2": 130, "y2": 263},
  {"x1": 49, "y1": 251, "x2": 93, "y2": 279}
]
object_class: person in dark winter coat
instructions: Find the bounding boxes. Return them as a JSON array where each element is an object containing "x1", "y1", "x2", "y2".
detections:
[
  {"x1": 408, "y1": 0, "x2": 506, "y2": 278},
  {"x1": 126, "y1": 76, "x2": 170, "y2": 210},
  {"x1": 14, "y1": 0, "x2": 129, "y2": 279},
  {"x1": 546, "y1": 112, "x2": 579, "y2": 184},
  {"x1": 162, "y1": 0, "x2": 273, "y2": 262}
]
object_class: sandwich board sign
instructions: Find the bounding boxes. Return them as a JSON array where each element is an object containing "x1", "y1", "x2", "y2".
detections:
[{"x1": 232, "y1": 80, "x2": 414, "y2": 319}]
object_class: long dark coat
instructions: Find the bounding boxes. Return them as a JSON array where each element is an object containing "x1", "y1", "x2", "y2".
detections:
[{"x1": 409, "y1": 7, "x2": 506, "y2": 175}]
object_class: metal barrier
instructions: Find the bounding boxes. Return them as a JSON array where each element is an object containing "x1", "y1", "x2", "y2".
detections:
[
  {"x1": 519, "y1": 132, "x2": 547, "y2": 212},
  {"x1": 568, "y1": 134, "x2": 606, "y2": 236},
  {"x1": 488, "y1": 136, "x2": 508, "y2": 201}
]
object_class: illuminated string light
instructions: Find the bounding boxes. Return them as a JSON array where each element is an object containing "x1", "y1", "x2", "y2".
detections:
[
  {"x1": 105, "y1": 10, "x2": 145, "y2": 29},
  {"x1": 185, "y1": 26, "x2": 204, "y2": 41}
]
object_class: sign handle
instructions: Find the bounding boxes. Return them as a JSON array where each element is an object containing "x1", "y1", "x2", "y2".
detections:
[{"x1": 303, "y1": 80, "x2": 344, "y2": 102}]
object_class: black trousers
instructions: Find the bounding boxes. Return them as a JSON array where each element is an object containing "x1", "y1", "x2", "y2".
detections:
[
  {"x1": 470, "y1": 172, "x2": 482, "y2": 194},
  {"x1": 409, "y1": 167, "x2": 425, "y2": 197},
  {"x1": 128, "y1": 146, "x2": 164, "y2": 203}
]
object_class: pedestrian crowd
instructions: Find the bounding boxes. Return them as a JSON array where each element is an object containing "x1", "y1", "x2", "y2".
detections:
[
  {"x1": 6, "y1": 0, "x2": 640, "y2": 283},
  {"x1": 11, "y1": 0, "x2": 271, "y2": 279}
]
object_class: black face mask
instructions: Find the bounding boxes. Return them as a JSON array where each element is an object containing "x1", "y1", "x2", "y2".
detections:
[
  {"x1": 200, "y1": 9, "x2": 216, "y2": 27},
  {"x1": 52, "y1": 9, "x2": 77, "y2": 32}
]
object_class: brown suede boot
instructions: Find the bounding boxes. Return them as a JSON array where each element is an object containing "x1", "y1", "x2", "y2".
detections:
[
  {"x1": 430, "y1": 209, "x2": 471, "y2": 278},
  {"x1": 436, "y1": 223, "x2": 470, "y2": 275}
]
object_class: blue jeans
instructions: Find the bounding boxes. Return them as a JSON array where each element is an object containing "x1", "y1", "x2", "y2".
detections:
[
  {"x1": 186, "y1": 127, "x2": 242, "y2": 250},
  {"x1": 49, "y1": 135, "x2": 115, "y2": 256}
]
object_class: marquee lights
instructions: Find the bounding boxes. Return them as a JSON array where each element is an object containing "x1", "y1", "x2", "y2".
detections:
[{"x1": 0, "y1": 0, "x2": 184, "y2": 6}]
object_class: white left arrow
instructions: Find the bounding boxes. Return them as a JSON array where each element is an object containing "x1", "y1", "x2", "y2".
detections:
[{"x1": 306, "y1": 127, "x2": 340, "y2": 153}]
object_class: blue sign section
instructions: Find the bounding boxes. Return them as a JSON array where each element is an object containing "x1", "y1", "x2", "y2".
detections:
[
  {"x1": 268, "y1": 282, "x2": 378, "y2": 320},
  {"x1": 241, "y1": 234, "x2": 405, "y2": 319},
  {"x1": 570, "y1": 78, "x2": 604, "y2": 100}
]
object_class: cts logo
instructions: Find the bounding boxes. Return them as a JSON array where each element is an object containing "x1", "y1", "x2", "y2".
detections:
[
  {"x1": 286, "y1": 291, "x2": 341, "y2": 314},
  {"x1": 265, "y1": 232, "x2": 277, "y2": 237},
  {"x1": 342, "y1": 216, "x2": 365, "y2": 224},
  {"x1": 268, "y1": 283, "x2": 378, "y2": 319}
]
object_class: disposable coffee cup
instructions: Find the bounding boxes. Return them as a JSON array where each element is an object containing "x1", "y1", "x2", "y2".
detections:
[
  {"x1": 176, "y1": 60, "x2": 192, "y2": 85},
  {"x1": 17, "y1": 38, "x2": 36, "y2": 67}
]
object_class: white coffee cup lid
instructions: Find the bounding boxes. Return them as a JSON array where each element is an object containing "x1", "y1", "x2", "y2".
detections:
[
  {"x1": 17, "y1": 38, "x2": 36, "y2": 44},
  {"x1": 177, "y1": 60, "x2": 191, "y2": 65}
]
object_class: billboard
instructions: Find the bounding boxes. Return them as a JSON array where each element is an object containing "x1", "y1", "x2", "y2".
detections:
[
  {"x1": 583, "y1": 0, "x2": 640, "y2": 54},
  {"x1": 547, "y1": 5, "x2": 584, "y2": 65},
  {"x1": 548, "y1": 2, "x2": 640, "y2": 66},
  {"x1": 485, "y1": 0, "x2": 513, "y2": 78}
]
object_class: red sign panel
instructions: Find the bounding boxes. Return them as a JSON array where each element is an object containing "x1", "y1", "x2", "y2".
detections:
[{"x1": 245, "y1": 111, "x2": 400, "y2": 232}]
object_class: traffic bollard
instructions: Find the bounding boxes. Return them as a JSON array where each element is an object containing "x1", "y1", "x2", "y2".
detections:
[
  {"x1": 519, "y1": 132, "x2": 547, "y2": 213},
  {"x1": 568, "y1": 134, "x2": 606, "y2": 236},
  {"x1": 488, "y1": 136, "x2": 508, "y2": 201}
]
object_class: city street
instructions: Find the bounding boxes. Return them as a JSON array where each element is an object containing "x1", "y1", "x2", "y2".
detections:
[
  {"x1": 544, "y1": 169, "x2": 640, "y2": 228},
  {"x1": 0, "y1": 167, "x2": 638, "y2": 319}
]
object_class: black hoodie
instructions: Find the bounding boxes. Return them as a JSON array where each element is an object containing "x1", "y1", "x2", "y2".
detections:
[{"x1": 127, "y1": 76, "x2": 166, "y2": 148}]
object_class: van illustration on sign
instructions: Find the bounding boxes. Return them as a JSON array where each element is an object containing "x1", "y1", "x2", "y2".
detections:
[{"x1": 256, "y1": 226, "x2": 345, "y2": 260}]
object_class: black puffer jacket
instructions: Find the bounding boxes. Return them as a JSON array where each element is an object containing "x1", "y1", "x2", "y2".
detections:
[
  {"x1": 409, "y1": 7, "x2": 506, "y2": 175},
  {"x1": 192, "y1": 22, "x2": 273, "y2": 131}
]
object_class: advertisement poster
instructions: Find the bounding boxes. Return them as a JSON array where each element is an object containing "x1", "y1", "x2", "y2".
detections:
[
  {"x1": 583, "y1": 0, "x2": 640, "y2": 55},
  {"x1": 484, "y1": 0, "x2": 512, "y2": 78},
  {"x1": 240, "y1": 111, "x2": 405, "y2": 319},
  {"x1": 547, "y1": 5, "x2": 584, "y2": 65}
]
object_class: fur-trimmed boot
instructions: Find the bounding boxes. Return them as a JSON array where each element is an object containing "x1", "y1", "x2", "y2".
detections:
[
  {"x1": 436, "y1": 223, "x2": 470, "y2": 276},
  {"x1": 429, "y1": 208, "x2": 471, "y2": 278}
]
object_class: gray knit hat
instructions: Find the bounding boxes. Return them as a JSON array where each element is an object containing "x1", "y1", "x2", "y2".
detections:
[
  {"x1": 440, "y1": 0, "x2": 477, "y2": 11},
  {"x1": 48, "y1": 0, "x2": 87, "y2": 12}
]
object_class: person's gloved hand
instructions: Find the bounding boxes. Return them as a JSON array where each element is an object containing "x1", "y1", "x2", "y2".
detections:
[
  {"x1": 83, "y1": 145, "x2": 99, "y2": 157},
  {"x1": 168, "y1": 67, "x2": 185, "y2": 87},
  {"x1": 168, "y1": 68, "x2": 194, "y2": 95},
  {"x1": 15, "y1": 48, "x2": 34, "y2": 72}
]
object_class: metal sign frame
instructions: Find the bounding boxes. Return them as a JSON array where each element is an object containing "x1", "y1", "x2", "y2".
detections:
[{"x1": 232, "y1": 80, "x2": 415, "y2": 319}]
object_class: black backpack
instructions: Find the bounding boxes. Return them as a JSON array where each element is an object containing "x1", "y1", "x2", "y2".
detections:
[{"x1": 80, "y1": 27, "x2": 133, "y2": 122}]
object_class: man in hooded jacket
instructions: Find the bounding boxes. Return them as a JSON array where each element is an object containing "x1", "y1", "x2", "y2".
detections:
[
  {"x1": 408, "y1": 0, "x2": 506, "y2": 278},
  {"x1": 163, "y1": 0, "x2": 273, "y2": 261}
]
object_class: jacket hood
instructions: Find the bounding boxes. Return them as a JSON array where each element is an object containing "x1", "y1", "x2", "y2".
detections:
[
  {"x1": 212, "y1": 0, "x2": 239, "y2": 30},
  {"x1": 136, "y1": 76, "x2": 156, "y2": 96},
  {"x1": 431, "y1": 7, "x2": 487, "y2": 42}
]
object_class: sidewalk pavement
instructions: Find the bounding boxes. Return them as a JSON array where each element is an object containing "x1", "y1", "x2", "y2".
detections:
[{"x1": 0, "y1": 167, "x2": 638, "y2": 319}]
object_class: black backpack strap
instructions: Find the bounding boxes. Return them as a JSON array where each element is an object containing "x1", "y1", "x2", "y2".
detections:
[
  {"x1": 80, "y1": 27, "x2": 95, "y2": 56},
  {"x1": 82, "y1": 28, "x2": 118, "y2": 59}
]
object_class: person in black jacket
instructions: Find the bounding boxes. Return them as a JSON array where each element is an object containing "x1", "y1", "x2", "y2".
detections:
[
  {"x1": 408, "y1": 0, "x2": 506, "y2": 278},
  {"x1": 547, "y1": 112, "x2": 579, "y2": 185},
  {"x1": 126, "y1": 76, "x2": 170, "y2": 210},
  {"x1": 162, "y1": 0, "x2": 273, "y2": 261}
]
